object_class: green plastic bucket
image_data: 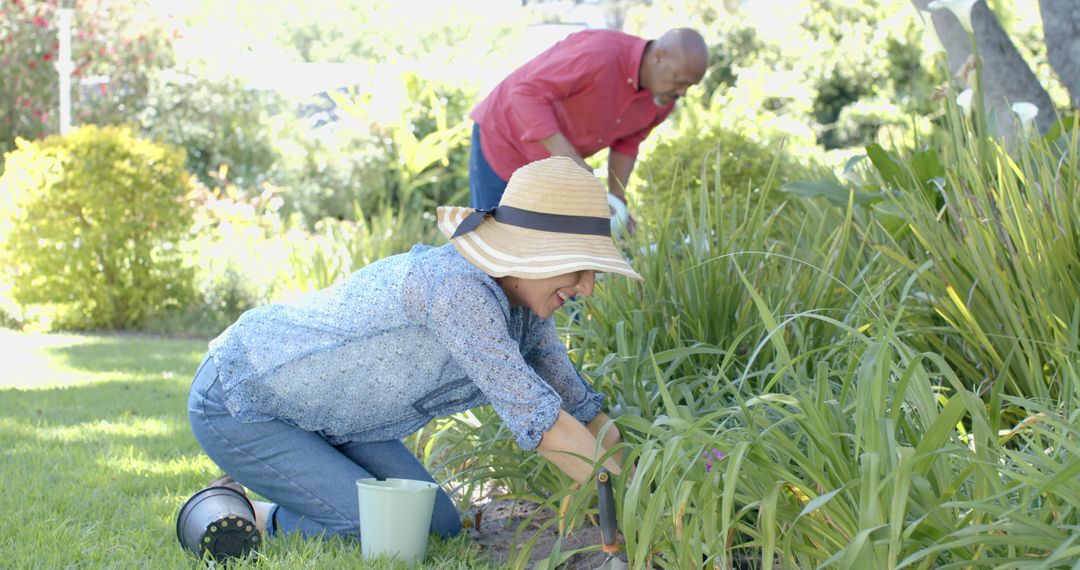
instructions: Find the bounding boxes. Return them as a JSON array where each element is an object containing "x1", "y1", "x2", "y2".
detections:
[{"x1": 356, "y1": 478, "x2": 438, "y2": 566}]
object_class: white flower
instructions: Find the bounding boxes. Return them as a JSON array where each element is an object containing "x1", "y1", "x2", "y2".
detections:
[
  {"x1": 928, "y1": 0, "x2": 977, "y2": 34},
  {"x1": 1011, "y1": 102, "x2": 1039, "y2": 133},
  {"x1": 957, "y1": 88, "x2": 974, "y2": 118},
  {"x1": 919, "y1": 10, "x2": 946, "y2": 55}
]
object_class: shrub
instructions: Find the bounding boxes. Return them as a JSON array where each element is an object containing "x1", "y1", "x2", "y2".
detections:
[
  {"x1": 634, "y1": 125, "x2": 803, "y2": 230},
  {"x1": 833, "y1": 97, "x2": 909, "y2": 149},
  {"x1": 286, "y1": 205, "x2": 443, "y2": 293},
  {"x1": 271, "y1": 112, "x2": 397, "y2": 225},
  {"x1": 138, "y1": 71, "x2": 283, "y2": 189},
  {"x1": 286, "y1": 73, "x2": 472, "y2": 225},
  {"x1": 0, "y1": 125, "x2": 193, "y2": 330},
  {"x1": 142, "y1": 174, "x2": 292, "y2": 337}
]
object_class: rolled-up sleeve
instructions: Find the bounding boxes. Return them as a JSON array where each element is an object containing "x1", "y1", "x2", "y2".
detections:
[
  {"x1": 426, "y1": 274, "x2": 562, "y2": 450},
  {"x1": 524, "y1": 318, "x2": 603, "y2": 425},
  {"x1": 508, "y1": 55, "x2": 598, "y2": 144}
]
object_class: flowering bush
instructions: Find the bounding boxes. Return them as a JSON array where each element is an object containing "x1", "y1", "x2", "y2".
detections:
[{"x1": 0, "y1": 0, "x2": 175, "y2": 153}]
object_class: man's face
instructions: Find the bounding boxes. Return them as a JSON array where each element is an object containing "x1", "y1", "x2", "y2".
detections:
[{"x1": 651, "y1": 50, "x2": 706, "y2": 106}]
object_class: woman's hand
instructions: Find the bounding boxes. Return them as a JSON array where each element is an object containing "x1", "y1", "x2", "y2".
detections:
[
  {"x1": 586, "y1": 412, "x2": 624, "y2": 465},
  {"x1": 537, "y1": 411, "x2": 622, "y2": 485}
]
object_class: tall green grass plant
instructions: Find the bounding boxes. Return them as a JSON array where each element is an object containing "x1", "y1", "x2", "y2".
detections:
[{"x1": 442, "y1": 130, "x2": 1080, "y2": 566}]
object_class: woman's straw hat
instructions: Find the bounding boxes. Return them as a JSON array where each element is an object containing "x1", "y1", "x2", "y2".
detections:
[{"x1": 437, "y1": 156, "x2": 642, "y2": 281}]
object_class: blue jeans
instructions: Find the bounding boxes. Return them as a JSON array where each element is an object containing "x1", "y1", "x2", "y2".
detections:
[
  {"x1": 187, "y1": 355, "x2": 463, "y2": 539},
  {"x1": 468, "y1": 123, "x2": 509, "y2": 209}
]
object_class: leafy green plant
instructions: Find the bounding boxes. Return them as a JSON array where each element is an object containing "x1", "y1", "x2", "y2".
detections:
[
  {"x1": 0, "y1": 125, "x2": 193, "y2": 330},
  {"x1": 271, "y1": 114, "x2": 396, "y2": 225},
  {"x1": 138, "y1": 71, "x2": 283, "y2": 189},
  {"x1": 285, "y1": 202, "x2": 443, "y2": 293},
  {"x1": 820, "y1": 88, "x2": 1080, "y2": 406},
  {"x1": 327, "y1": 73, "x2": 472, "y2": 214},
  {"x1": 635, "y1": 125, "x2": 801, "y2": 229},
  {"x1": 433, "y1": 117, "x2": 1080, "y2": 566},
  {"x1": 142, "y1": 171, "x2": 296, "y2": 337}
]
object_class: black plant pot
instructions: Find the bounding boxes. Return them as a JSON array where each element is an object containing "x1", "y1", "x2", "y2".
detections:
[{"x1": 176, "y1": 485, "x2": 260, "y2": 562}]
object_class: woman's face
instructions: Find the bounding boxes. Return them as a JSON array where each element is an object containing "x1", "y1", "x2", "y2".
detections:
[{"x1": 499, "y1": 270, "x2": 596, "y2": 318}]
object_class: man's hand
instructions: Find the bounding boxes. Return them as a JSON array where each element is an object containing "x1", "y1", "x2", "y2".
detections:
[
  {"x1": 608, "y1": 151, "x2": 637, "y2": 236},
  {"x1": 607, "y1": 194, "x2": 637, "y2": 238}
]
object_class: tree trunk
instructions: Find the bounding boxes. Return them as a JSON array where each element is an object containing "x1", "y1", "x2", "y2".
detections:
[
  {"x1": 1040, "y1": 0, "x2": 1080, "y2": 108},
  {"x1": 911, "y1": 0, "x2": 1056, "y2": 135}
]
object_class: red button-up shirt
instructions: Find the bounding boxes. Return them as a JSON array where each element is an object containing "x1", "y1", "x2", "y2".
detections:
[{"x1": 470, "y1": 29, "x2": 675, "y2": 181}]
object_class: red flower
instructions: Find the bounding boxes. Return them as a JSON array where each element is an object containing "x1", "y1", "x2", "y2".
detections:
[
  {"x1": 43, "y1": 52, "x2": 53, "y2": 61},
  {"x1": 98, "y1": 83, "x2": 107, "y2": 95},
  {"x1": 33, "y1": 15, "x2": 47, "y2": 27},
  {"x1": 28, "y1": 60, "x2": 38, "y2": 69}
]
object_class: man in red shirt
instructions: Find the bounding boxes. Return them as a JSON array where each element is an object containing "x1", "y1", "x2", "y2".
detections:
[{"x1": 468, "y1": 27, "x2": 709, "y2": 230}]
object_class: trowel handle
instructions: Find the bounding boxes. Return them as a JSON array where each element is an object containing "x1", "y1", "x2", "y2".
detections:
[{"x1": 597, "y1": 469, "x2": 618, "y2": 553}]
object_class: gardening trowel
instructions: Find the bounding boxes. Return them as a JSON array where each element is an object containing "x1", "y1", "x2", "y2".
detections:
[{"x1": 594, "y1": 469, "x2": 629, "y2": 570}]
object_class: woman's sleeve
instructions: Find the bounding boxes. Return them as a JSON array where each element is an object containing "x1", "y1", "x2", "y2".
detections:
[
  {"x1": 426, "y1": 274, "x2": 563, "y2": 450},
  {"x1": 524, "y1": 318, "x2": 603, "y2": 425}
]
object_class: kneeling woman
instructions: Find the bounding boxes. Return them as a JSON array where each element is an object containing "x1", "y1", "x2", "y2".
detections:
[{"x1": 186, "y1": 156, "x2": 640, "y2": 541}]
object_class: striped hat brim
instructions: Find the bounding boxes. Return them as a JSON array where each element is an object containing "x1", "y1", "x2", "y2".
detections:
[{"x1": 437, "y1": 206, "x2": 643, "y2": 281}]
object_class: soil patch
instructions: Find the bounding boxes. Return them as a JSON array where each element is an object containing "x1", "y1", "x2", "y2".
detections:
[{"x1": 467, "y1": 498, "x2": 624, "y2": 569}]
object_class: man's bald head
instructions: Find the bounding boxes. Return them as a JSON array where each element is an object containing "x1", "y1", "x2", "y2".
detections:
[
  {"x1": 641, "y1": 28, "x2": 709, "y2": 106},
  {"x1": 656, "y1": 28, "x2": 709, "y2": 75}
]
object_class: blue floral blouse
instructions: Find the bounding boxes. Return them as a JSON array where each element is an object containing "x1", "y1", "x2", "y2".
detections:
[{"x1": 207, "y1": 244, "x2": 604, "y2": 449}]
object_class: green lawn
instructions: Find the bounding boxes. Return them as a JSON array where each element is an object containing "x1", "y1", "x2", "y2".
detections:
[{"x1": 0, "y1": 330, "x2": 496, "y2": 569}]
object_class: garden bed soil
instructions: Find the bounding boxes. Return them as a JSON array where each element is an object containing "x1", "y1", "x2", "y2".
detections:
[{"x1": 467, "y1": 498, "x2": 621, "y2": 569}]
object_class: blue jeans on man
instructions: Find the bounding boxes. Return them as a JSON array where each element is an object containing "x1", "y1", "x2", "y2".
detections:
[{"x1": 468, "y1": 124, "x2": 508, "y2": 210}]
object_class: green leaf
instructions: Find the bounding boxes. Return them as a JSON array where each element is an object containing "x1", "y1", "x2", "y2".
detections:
[
  {"x1": 910, "y1": 147, "x2": 945, "y2": 186},
  {"x1": 866, "y1": 143, "x2": 907, "y2": 189},
  {"x1": 841, "y1": 154, "x2": 868, "y2": 185},
  {"x1": 780, "y1": 179, "x2": 883, "y2": 207},
  {"x1": 1042, "y1": 111, "x2": 1078, "y2": 143}
]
